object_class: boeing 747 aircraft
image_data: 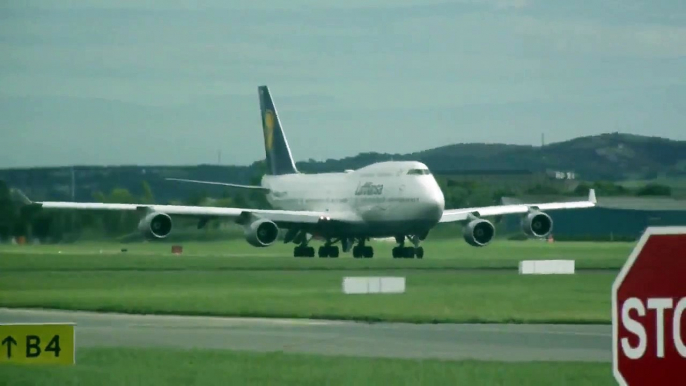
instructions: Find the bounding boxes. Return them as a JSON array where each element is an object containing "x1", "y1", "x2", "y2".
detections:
[{"x1": 23, "y1": 85, "x2": 596, "y2": 259}]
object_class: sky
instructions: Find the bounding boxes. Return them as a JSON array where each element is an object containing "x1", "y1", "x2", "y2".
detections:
[{"x1": 1, "y1": 0, "x2": 685, "y2": 168}]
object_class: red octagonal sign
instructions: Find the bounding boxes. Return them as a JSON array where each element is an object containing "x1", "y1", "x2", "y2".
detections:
[{"x1": 613, "y1": 226, "x2": 686, "y2": 385}]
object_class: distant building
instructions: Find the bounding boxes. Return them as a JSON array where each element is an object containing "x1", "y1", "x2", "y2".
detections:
[
  {"x1": 545, "y1": 169, "x2": 576, "y2": 180},
  {"x1": 432, "y1": 169, "x2": 578, "y2": 190},
  {"x1": 501, "y1": 195, "x2": 686, "y2": 241}
]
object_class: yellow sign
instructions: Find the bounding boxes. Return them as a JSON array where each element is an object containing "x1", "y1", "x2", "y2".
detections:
[{"x1": 0, "y1": 323, "x2": 75, "y2": 365}]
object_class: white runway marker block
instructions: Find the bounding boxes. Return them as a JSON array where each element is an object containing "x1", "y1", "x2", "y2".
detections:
[
  {"x1": 518, "y1": 260, "x2": 575, "y2": 275},
  {"x1": 342, "y1": 277, "x2": 406, "y2": 294},
  {"x1": 380, "y1": 277, "x2": 406, "y2": 293}
]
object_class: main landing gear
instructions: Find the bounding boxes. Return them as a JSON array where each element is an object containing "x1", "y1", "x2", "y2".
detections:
[
  {"x1": 392, "y1": 235, "x2": 424, "y2": 259},
  {"x1": 318, "y1": 243, "x2": 339, "y2": 258},
  {"x1": 293, "y1": 235, "x2": 424, "y2": 259},
  {"x1": 293, "y1": 238, "x2": 373, "y2": 258},
  {"x1": 293, "y1": 239, "x2": 340, "y2": 258},
  {"x1": 352, "y1": 239, "x2": 373, "y2": 258},
  {"x1": 293, "y1": 244, "x2": 315, "y2": 257}
]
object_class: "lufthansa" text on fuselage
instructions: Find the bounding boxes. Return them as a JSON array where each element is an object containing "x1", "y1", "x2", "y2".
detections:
[{"x1": 355, "y1": 182, "x2": 384, "y2": 196}]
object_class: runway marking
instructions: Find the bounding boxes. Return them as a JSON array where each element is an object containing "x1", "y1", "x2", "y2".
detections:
[
  {"x1": 0, "y1": 249, "x2": 285, "y2": 258},
  {"x1": 378, "y1": 324, "x2": 612, "y2": 337},
  {"x1": 0, "y1": 308, "x2": 343, "y2": 326},
  {"x1": 0, "y1": 308, "x2": 609, "y2": 334}
]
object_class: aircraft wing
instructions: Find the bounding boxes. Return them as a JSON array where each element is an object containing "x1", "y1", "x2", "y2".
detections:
[
  {"x1": 165, "y1": 178, "x2": 271, "y2": 192},
  {"x1": 29, "y1": 200, "x2": 355, "y2": 227},
  {"x1": 439, "y1": 189, "x2": 597, "y2": 223}
]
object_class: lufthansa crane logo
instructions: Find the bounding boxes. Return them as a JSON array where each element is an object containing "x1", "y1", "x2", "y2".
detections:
[{"x1": 263, "y1": 109, "x2": 275, "y2": 151}]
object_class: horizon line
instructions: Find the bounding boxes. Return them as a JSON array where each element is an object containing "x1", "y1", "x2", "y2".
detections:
[{"x1": 0, "y1": 131, "x2": 682, "y2": 170}]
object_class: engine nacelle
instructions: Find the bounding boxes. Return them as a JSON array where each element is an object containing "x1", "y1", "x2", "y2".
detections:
[
  {"x1": 244, "y1": 218, "x2": 279, "y2": 247},
  {"x1": 463, "y1": 219, "x2": 495, "y2": 247},
  {"x1": 137, "y1": 212, "x2": 173, "y2": 239},
  {"x1": 521, "y1": 211, "x2": 553, "y2": 238}
]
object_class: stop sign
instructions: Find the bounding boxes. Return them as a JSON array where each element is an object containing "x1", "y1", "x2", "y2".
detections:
[{"x1": 612, "y1": 226, "x2": 686, "y2": 385}]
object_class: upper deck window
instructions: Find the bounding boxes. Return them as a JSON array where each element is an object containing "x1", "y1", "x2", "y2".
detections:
[{"x1": 407, "y1": 169, "x2": 431, "y2": 175}]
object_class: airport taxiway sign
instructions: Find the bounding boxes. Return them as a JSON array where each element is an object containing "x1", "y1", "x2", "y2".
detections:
[
  {"x1": 0, "y1": 323, "x2": 75, "y2": 365},
  {"x1": 612, "y1": 226, "x2": 686, "y2": 385}
]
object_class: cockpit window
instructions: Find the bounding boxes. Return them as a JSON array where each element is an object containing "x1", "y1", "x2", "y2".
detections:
[{"x1": 407, "y1": 169, "x2": 431, "y2": 175}]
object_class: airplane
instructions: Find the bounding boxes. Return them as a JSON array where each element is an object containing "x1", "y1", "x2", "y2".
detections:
[{"x1": 21, "y1": 85, "x2": 597, "y2": 259}]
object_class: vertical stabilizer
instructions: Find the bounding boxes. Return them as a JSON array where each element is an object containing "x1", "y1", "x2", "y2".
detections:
[{"x1": 258, "y1": 85, "x2": 298, "y2": 175}]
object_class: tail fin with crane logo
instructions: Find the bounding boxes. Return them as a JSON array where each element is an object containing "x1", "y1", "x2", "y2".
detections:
[{"x1": 258, "y1": 85, "x2": 298, "y2": 176}]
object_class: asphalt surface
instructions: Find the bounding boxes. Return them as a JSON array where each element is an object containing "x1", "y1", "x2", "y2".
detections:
[{"x1": 0, "y1": 308, "x2": 611, "y2": 362}]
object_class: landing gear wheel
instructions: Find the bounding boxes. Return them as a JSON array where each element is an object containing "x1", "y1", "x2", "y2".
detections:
[
  {"x1": 294, "y1": 246, "x2": 315, "y2": 258},
  {"x1": 352, "y1": 245, "x2": 371, "y2": 258},
  {"x1": 363, "y1": 246, "x2": 373, "y2": 258},
  {"x1": 392, "y1": 247, "x2": 401, "y2": 259},
  {"x1": 318, "y1": 245, "x2": 339, "y2": 258},
  {"x1": 352, "y1": 246, "x2": 361, "y2": 258},
  {"x1": 393, "y1": 246, "x2": 418, "y2": 258}
]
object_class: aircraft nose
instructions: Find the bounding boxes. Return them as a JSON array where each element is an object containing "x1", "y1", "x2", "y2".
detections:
[
  {"x1": 432, "y1": 190, "x2": 445, "y2": 217},
  {"x1": 423, "y1": 189, "x2": 445, "y2": 222}
]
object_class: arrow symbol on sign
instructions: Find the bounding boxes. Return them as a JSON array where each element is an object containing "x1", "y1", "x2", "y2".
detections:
[{"x1": 2, "y1": 336, "x2": 17, "y2": 358}]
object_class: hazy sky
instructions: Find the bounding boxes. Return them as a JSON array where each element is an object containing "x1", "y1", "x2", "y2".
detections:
[{"x1": 1, "y1": 0, "x2": 685, "y2": 168}]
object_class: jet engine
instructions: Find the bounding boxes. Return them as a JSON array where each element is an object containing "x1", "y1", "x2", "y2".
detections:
[
  {"x1": 521, "y1": 211, "x2": 553, "y2": 238},
  {"x1": 244, "y1": 218, "x2": 279, "y2": 247},
  {"x1": 138, "y1": 212, "x2": 173, "y2": 239},
  {"x1": 463, "y1": 218, "x2": 495, "y2": 247}
]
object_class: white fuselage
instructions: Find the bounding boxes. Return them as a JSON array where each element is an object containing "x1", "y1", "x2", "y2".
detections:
[{"x1": 261, "y1": 161, "x2": 445, "y2": 238}]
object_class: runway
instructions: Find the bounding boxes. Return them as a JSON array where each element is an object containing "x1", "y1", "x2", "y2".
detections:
[{"x1": 0, "y1": 308, "x2": 611, "y2": 362}]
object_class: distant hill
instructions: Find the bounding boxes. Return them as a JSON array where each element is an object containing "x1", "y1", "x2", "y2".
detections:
[
  {"x1": 295, "y1": 133, "x2": 686, "y2": 179},
  {"x1": 416, "y1": 133, "x2": 686, "y2": 179},
  {"x1": 1, "y1": 133, "x2": 685, "y2": 203}
]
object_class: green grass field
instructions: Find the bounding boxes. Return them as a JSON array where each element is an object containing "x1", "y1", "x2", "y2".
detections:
[
  {"x1": 0, "y1": 348, "x2": 615, "y2": 386},
  {"x1": 0, "y1": 270, "x2": 613, "y2": 324},
  {"x1": 0, "y1": 238, "x2": 635, "y2": 271},
  {"x1": 0, "y1": 240, "x2": 626, "y2": 324},
  {"x1": 0, "y1": 240, "x2": 619, "y2": 384}
]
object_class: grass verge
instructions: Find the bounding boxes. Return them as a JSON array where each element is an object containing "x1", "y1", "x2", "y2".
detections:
[
  {"x1": 0, "y1": 348, "x2": 616, "y2": 386},
  {"x1": 0, "y1": 270, "x2": 614, "y2": 324},
  {"x1": 0, "y1": 239, "x2": 633, "y2": 271}
]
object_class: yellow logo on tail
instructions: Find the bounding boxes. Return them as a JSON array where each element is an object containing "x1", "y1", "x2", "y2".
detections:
[{"x1": 264, "y1": 109, "x2": 275, "y2": 151}]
